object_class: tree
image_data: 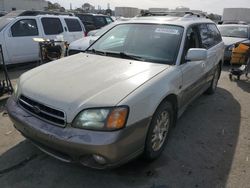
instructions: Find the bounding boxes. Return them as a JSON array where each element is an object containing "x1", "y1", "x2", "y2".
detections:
[
  {"x1": 47, "y1": 1, "x2": 65, "y2": 12},
  {"x1": 105, "y1": 8, "x2": 112, "y2": 16}
]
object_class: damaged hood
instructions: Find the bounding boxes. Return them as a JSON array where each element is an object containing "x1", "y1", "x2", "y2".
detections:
[{"x1": 19, "y1": 53, "x2": 169, "y2": 122}]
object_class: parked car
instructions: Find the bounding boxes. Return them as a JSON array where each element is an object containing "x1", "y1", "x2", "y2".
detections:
[
  {"x1": 218, "y1": 24, "x2": 250, "y2": 62},
  {"x1": 68, "y1": 22, "x2": 120, "y2": 55},
  {"x1": 0, "y1": 11, "x2": 7, "y2": 17},
  {"x1": 0, "y1": 13, "x2": 85, "y2": 65},
  {"x1": 75, "y1": 13, "x2": 113, "y2": 33},
  {"x1": 7, "y1": 15, "x2": 224, "y2": 169}
]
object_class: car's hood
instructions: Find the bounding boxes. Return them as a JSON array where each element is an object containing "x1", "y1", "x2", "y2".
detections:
[
  {"x1": 69, "y1": 36, "x2": 99, "y2": 51},
  {"x1": 20, "y1": 53, "x2": 169, "y2": 122},
  {"x1": 222, "y1": 36, "x2": 248, "y2": 46}
]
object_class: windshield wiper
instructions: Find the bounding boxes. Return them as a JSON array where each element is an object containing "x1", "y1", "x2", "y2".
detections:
[
  {"x1": 87, "y1": 49, "x2": 106, "y2": 56},
  {"x1": 119, "y1": 52, "x2": 145, "y2": 61},
  {"x1": 87, "y1": 50, "x2": 145, "y2": 61}
]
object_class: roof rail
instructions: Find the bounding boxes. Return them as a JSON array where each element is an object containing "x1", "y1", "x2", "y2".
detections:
[
  {"x1": 140, "y1": 10, "x2": 208, "y2": 18},
  {"x1": 20, "y1": 10, "x2": 74, "y2": 16},
  {"x1": 11, "y1": 10, "x2": 74, "y2": 17}
]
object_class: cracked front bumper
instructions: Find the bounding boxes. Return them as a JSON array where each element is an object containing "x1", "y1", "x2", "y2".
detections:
[{"x1": 6, "y1": 97, "x2": 151, "y2": 169}]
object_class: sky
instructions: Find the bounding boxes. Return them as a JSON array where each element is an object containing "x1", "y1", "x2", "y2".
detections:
[{"x1": 49, "y1": 0, "x2": 250, "y2": 15}]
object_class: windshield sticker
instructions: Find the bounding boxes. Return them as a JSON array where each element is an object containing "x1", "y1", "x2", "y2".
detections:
[{"x1": 155, "y1": 28, "x2": 180, "y2": 35}]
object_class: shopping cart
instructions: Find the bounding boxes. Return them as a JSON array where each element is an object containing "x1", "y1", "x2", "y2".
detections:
[{"x1": 229, "y1": 43, "x2": 250, "y2": 80}]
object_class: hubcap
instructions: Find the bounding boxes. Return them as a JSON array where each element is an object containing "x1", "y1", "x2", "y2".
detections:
[{"x1": 151, "y1": 111, "x2": 170, "y2": 151}]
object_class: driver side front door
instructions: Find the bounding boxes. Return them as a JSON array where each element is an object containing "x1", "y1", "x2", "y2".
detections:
[{"x1": 179, "y1": 25, "x2": 207, "y2": 108}]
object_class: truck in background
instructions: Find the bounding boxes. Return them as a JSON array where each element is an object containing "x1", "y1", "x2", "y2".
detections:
[{"x1": 222, "y1": 8, "x2": 250, "y2": 24}]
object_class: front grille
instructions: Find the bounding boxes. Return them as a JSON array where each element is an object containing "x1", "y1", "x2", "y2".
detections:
[
  {"x1": 18, "y1": 95, "x2": 66, "y2": 127},
  {"x1": 68, "y1": 49, "x2": 83, "y2": 56}
]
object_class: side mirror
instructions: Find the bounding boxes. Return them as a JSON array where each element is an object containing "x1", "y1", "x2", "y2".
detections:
[{"x1": 185, "y1": 48, "x2": 207, "y2": 61}]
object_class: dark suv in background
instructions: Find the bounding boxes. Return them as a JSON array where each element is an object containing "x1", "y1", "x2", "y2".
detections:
[{"x1": 76, "y1": 13, "x2": 113, "y2": 33}]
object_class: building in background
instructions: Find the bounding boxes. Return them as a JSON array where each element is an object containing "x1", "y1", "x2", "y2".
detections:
[
  {"x1": 223, "y1": 8, "x2": 250, "y2": 23},
  {"x1": 0, "y1": 0, "x2": 48, "y2": 12},
  {"x1": 115, "y1": 7, "x2": 139, "y2": 17}
]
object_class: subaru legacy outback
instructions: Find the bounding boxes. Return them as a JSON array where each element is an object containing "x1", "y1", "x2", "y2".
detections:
[{"x1": 7, "y1": 15, "x2": 224, "y2": 169}]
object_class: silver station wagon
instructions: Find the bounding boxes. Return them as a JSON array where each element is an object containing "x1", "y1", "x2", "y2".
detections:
[{"x1": 7, "y1": 14, "x2": 224, "y2": 169}]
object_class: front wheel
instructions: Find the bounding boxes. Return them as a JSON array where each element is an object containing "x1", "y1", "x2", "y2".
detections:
[
  {"x1": 205, "y1": 65, "x2": 221, "y2": 95},
  {"x1": 143, "y1": 101, "x2": 174, "y2": 160}
]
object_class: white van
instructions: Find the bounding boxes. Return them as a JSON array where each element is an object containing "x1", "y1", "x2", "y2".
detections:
[{"x1": 0, "y1": 14, "x2": 85, "y2": 65}]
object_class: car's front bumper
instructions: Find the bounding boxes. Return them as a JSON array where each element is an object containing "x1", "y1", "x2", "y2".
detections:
[{"x1": 6, "y1": 97, "x2": 151, "y2": 169}]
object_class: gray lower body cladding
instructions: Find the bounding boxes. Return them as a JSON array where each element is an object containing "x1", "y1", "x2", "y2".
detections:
[{"x1": 6, "y1": 97, "x2": 151, "y2": 169}]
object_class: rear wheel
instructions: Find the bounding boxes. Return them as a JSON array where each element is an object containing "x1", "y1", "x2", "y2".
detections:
[
  {"x1": 143, "y1": 101, "x2": 174, "y2": 160},
  {"x1": 205, "y1": 65, "x2": 221, "y2": 94}
]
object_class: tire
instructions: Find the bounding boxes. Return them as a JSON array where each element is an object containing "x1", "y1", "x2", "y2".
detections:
[
  {"x1": 143, "y1": 101, "x2": 174, "y2": 161},
  {"x1": 205, "y1": 65, "x2": 221, "y2": 95}
]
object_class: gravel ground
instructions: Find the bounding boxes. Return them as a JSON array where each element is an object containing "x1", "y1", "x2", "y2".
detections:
[{"x1": 0, "y1": 65, "x2": 249, "y2": 188}]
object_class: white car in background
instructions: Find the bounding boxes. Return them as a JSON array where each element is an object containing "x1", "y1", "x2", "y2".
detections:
[
  {"x1": 218, "y1": 24, "x2": 250, "y2": 62},
  {"x1": 0, "y1": 12, "x2": 85, "y2": 65},
  {"x1": 68, "y1": 21, "x2": 121, "y2": 56}
]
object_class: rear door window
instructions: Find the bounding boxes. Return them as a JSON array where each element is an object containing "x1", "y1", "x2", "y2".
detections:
[
  {"x1": 64, "y1": 18, "x2": 82, "y2": 32},
  {"x1": 41, "y1": 17, "x2": 63, "y2": 35},
  {"x1": 11, "y1": 19, "x2": 38, "y2": 37}
]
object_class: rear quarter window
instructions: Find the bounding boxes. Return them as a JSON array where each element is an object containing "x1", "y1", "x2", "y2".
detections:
[
  {"x1": 64, "y1": 18, "x2": 82, "y2": 32},
  {"x1": 41, "y1": 17, "x2": 63, "y2": 35}
]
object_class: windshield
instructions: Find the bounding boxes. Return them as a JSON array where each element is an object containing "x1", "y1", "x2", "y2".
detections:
[
  {"x1": 218, "y1": 26, "x2": 249, "y2": 38},
  {"x1": 88, "y1": 24, "x2": 184, "y2": 64}
]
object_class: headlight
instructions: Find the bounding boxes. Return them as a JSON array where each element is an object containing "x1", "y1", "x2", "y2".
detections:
[{"x1": 72, "y1": 106, "x2": 129, "y2": 131}]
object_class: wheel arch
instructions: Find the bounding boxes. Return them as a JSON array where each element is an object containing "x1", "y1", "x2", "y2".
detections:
[{"x1": 153, "y1": 93, "x2": 179, "y2": 126}]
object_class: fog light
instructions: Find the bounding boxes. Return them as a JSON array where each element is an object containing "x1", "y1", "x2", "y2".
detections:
[{"x1": 93, "y1": 154, "x2": 107, "y2": 165}]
